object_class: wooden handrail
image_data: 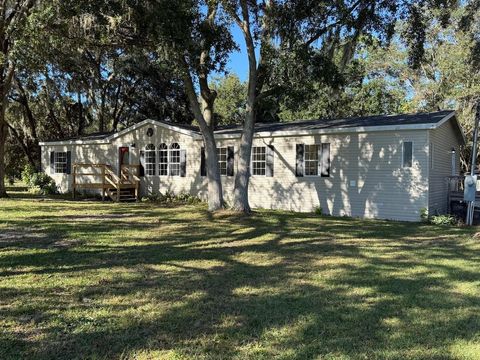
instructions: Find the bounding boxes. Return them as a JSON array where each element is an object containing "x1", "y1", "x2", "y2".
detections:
[{"x1": 72, "y1": 162, "x2": 140, "y2": 202}]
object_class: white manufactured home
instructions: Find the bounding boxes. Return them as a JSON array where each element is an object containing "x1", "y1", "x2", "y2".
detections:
[{"x1": 40, "y1": 110, "x2": 465, "y2": 222}]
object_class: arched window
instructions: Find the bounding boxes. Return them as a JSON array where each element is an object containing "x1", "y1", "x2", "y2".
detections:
[
  {"x1": 145, "y1": 144, "x2": 156, "y2": 176},
  {"x1": 169, "y1": 143, "x2": 181, "y2": 176},
  {"x1": 159, "y1": 143, "x2": 168, "y2": 176}
]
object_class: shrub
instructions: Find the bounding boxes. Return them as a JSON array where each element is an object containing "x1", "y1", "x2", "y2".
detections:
[
  {"x1": 429, "y1": 214, "x2": 456, "y2": 226},
  {"x1": 420, "y1": 207, "x2": 429, "y2": 222},
  {"x1": 314, "y1": 206, "x2": 323, "y2": 215},
  {"x1": 141, "y1": 191, "x2": 201, "y2": 205},
  {"x1": 21, "y1": 164, "x2": 57, "y2": 195}
]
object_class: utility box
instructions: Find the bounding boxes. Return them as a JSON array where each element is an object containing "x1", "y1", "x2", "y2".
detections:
[{"x1": 464, "y1": 175, "x2": 477, "y2": 202}]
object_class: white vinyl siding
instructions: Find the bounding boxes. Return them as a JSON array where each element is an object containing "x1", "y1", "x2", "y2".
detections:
[{"x1": 428, "y1": 119, "x2": 462, "y2": 215}]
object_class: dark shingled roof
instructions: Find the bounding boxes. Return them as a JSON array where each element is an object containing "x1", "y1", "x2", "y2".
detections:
[
  {"x1": 44, "y1": 131, "x2": 113, "y2": 142},
  {"x1": 43, "y1": 110, "x2": 456, "y2": 143},
  {"x1": 213, "y1": 110, "x2": 455, "y2": 135}
]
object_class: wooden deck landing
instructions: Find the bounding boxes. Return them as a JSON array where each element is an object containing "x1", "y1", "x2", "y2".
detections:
[{"x1": 72, "y1": 164, "x2": 140, "y2": 202}]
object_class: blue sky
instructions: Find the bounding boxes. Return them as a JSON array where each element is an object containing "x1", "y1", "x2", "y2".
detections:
[{"x1": 224, "y1": 26, "x2": 249, "y2": 81}]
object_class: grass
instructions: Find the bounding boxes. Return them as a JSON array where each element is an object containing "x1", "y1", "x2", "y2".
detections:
[{"x1": 1, "y1": 187, "x2": 480, "y2": 359}]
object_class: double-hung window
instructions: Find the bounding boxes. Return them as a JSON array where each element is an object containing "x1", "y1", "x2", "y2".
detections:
[
  {"x1": 296, "y1": 143, "x2": 330, "y2": 177},
  {"x1": 169, "y1": 143, "x2": 181, "y2": 176},
  {"x1": 159, "y1": 143, "x2": 168, "y2": 176},
  {"x1": 54, "y1": 152, "x2": 68, "y2": 174},
  {"x1": 304, "y1": 145, "x2": 319, "y2": 176},
  {"x1": 252, "y1": 146, "x2": 266, "y2": 176},
  {"x1": 145, "y1": 144, "x2": 156, "y2": 175},
  {"x1": 217, "y1": 147, "x2": 228, "y2": 176}
]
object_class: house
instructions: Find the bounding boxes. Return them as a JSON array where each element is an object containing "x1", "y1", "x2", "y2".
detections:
[{"x1": 39, "y1": 110, "x2": 465, "y2": 221}]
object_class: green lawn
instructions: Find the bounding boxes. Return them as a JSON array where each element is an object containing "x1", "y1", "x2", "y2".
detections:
[{"x1": 1, "y1": 190, "x2": 480, "y2": 360}]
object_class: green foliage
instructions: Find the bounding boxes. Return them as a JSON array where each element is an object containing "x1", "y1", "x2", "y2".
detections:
[
  {"x1": 429, "y1": 214, "x2": 457, "y2": 226},
  {"x1": 141, "y1": 191, "x2": 201, "y2": 205},
  {"x1": 314, "y1": 206, "x2": 323, "y2": 215},
  {"x1": 21, "y1": 164, "x2": 57, "y2": 195},
  {"x1": 210, "y1": 74, "x2": 246, "y2": 125},
  {"x1": 420, "y1": 208, "x2": 429, "y2": 222}
]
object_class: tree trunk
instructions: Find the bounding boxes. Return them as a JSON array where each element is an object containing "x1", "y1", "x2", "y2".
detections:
[
  {"x1": 232, "y1": 109, "x2": 255, "y2": 212},
  {"x1": 231, "y1": 0, "x2": 257, "y2": 213},
  {"x1": 181, "y1": 62, "x2": 224, "y2": 211},
  {"x1": 202, "y1": 125, "x2": 223, "y2": 211},
  {"x1": 0, "y1": 102, "x2": 8, "y2": 197}
]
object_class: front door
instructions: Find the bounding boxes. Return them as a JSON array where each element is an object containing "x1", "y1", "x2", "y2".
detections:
[{"x1": 119, "y1": 147, "x2": 130, "y2": 176}]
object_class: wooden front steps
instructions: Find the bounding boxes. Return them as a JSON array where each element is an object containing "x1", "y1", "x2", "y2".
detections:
[
  {"x1": 107, "y1": 188, "x2": 137, "y2": 202},
  {"x1": 72, "y1": 163, "x2": 140, "y2": 202}
]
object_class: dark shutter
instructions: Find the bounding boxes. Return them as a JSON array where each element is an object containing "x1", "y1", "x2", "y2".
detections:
[
  {"x1": 50, "y1": 151, "x2": 55, "y2": 173},
  {"x1": 139, "y1": 150, "x2": 145, "y2": 177},
  {"x1": 295, "y1": 144, "x2": 304, "y2": 177},
  {"x1": 200, "y1": 147, "x2": 206, "y2": 177},
  {"x1": 227, "y1": 146, "x2": 234, "y2": 176},
  {"x1": 321, "y1": 143, "x2": 330, "y2": 177},
  {"x1": 403, "y1": 141, "x2": 413, "y2": 168},
  {"x1": 266, "y1": 145, "x2": 274, "y2": 177},
  {"x1": 180, "y1": 149, "x2": 187, "y2": 177},
  {"x1": 66, "y1": 151, "x2": 72, "y2": 174}
]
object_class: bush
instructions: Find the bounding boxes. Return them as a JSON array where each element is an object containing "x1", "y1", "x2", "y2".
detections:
[
  {"x1": 429, "y1": 214, "x2": 456, "y2": 226},
  {"x1": 420, "y1": 208, "x2": 429, "y2": 222},
  {"x1": 141, "y1": 191, "x2": 201, "y2": 205},
  {"x1": 21, "y1": 164, "x2": 57, "y2": 195},
  {"x1": 314, "y1": 206, "x2": 323, "y2": 215}
]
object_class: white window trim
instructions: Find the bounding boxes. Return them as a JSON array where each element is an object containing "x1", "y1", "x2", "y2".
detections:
[
  {"x1": 251, "y1": 146, "x2": 267, "y2": 176},
  {"x1": 145, "y1": 144, "x2": 156, "y2": 176},
  {"x1": 54, "y1": 151, "x2": 68, "y2": 174},
  {"x1": 217, "y1": 147, "x2": 228, "y2": 176},
  {"x1": 303, "y1": 144, "x2": 320, "y2": 177},
  {"x1": 169, "y1": 143, "x2": 181, "y2": 177},
  {"x1": 158, "y1": 143, "x2": 168, "y2": 176},
  {"x1": 402, "y1": 141, "x2": 414, "y2": 168}
]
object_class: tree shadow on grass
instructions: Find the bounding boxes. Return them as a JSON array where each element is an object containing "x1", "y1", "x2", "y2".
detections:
[{"x1": 1, "y1": 205, "x2": 479, "y2": 359}]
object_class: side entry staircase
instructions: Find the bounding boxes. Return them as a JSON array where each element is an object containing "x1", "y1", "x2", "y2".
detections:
[{"x1": 72, "y1": 164, "x2": 140, "y2": 202}]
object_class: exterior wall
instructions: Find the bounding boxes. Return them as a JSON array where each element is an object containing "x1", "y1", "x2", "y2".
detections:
[
  {"x1": 215, "y1": 130, "x2": 429, "y2": 221},
  {"x1": 41, "y1": 122, "x2": 433, "y2": 221},
  {"x1": 41, "y1": 123, "x2": 204, "y2": 196},
  {"x1": 428, "y1": 119, "x2": 463, "y2": 215}
]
